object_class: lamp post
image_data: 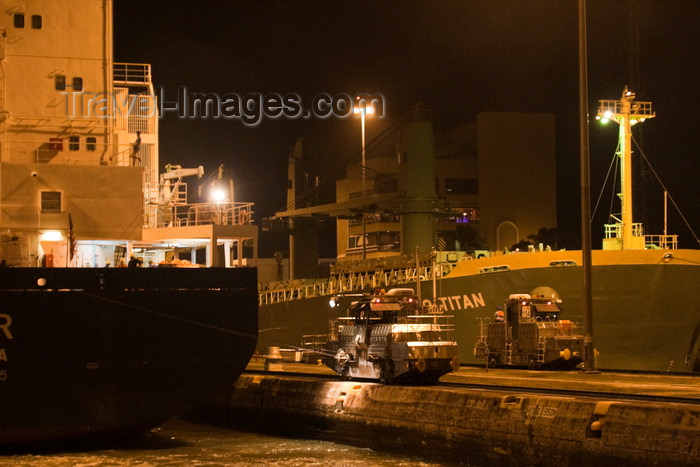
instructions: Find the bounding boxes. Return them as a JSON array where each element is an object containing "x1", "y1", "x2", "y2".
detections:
[
  {"x1": 578, "y1": 0, "x2": 595, "y2": 372},
  {"x1": 354, "y1": 98, "x2": 374, "y2": 197},
  {"x1": 354, "y1": 98, "x2": 374, "y2": 260}
]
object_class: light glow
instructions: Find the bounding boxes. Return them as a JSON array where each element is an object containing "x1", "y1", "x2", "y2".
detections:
[
  {"x1": 211, "y1": 187, "x2": 227, "y2": 203},
  {"x1": 40, "y1": 230, "x2": 63, "y2": 241},
  {"x1": 354, "y1": 98, "x2": 375, "y2": 116}
]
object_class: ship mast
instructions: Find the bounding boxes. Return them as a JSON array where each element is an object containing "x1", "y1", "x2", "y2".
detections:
[{"x1": 596, "y1": 87, "x2": 655, "y2": 250}]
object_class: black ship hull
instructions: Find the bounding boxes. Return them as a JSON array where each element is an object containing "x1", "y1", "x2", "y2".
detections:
[{"x1": 0, "y1": 267, "x2": 258, "y2": 446}]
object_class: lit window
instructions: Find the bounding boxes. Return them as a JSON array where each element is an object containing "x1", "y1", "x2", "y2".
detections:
[
  {"x1": 68, "y1": 136, "x2": 79, "y2": 151},
  {"x1": 40, "y1": 191, "x2": 62, "y2": 213},
  {"x1": 55, "y1": 75, "x2": 66, "y2": 91},
  {"x1": 31, "y1": 15, "x2": 42, "y2": 29},
  {"x1": 72, "y1": 77, "x2": 83, "y2": 91},
  {"x1": 49, "y1": 138, "x2": 63, "y2": 151},
  {"x1": 348, "y1": 235, "x2": 363, "y2": 249},
  {"x1": 86, "y1": 137, "x2": 96, "y2": 151},
  {"x1": 13, "y1": 14, "x2": 24, "y2": 28}
]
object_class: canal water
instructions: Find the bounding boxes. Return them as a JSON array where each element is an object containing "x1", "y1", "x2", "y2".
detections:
[{"x1": 2, "y1": 419, "x2": 452, "y2": 466}]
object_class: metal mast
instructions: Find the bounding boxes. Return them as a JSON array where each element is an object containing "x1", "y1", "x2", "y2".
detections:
[
  {"x1": 596, "y1": 88, "x2": 655, "y2": 249},
  {"x1": 578, "y1": 0, "x2": 595, "y2": 372}
]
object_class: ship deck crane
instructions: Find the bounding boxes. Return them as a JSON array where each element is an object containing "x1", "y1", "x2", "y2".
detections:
[{"x1": 158, "y1": 164, "x2": 204, "y2": 205}]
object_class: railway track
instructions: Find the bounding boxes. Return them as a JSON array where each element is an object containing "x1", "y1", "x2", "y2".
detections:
[
  {"x1": 435, "y1": 380, "x2": 700, "y2": 405},
  {"x1": 243, "y1": 369, "x2": 700, "y2": 406}
]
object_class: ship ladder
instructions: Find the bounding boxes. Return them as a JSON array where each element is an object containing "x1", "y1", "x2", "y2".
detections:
[
  {"x1": 537, "y1": 337, "x2": 546, "y2": 364},
  {"x1": 505, "y1": 341, "x2": 513, "y2": 365}
]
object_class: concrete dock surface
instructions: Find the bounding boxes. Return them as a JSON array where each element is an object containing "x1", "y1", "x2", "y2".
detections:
[
  {"x1": 183, "y1": 361, "x2": 700, "y2": 465},
  {"x1": 246, "y1": 359, "x2": 700, "y2": 400}
]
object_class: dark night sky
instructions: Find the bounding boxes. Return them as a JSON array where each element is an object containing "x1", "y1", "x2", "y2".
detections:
[{"x1": 113, "y1": 1, "x2": 700, "y2": 254}]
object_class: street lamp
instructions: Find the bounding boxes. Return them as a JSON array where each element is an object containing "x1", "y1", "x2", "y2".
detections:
[
  {"x1": 354, "y1": 97, "x2": 375, "y2": 196},
  {"x1": 354, "y1": 98, "x2": 375, "y2": 260}
]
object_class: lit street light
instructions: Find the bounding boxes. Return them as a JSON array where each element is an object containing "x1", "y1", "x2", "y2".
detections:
[
  {"x1": 354, "y1": 97, "x2": 374, "y2": 260},
  {"x1": 354, "y1": 97, "x2": 375, "y2": 196}
]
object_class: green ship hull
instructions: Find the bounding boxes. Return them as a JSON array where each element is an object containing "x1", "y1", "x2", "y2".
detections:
[{"x1": 258, "y1": 249, "x2": 700, "y2": 373}]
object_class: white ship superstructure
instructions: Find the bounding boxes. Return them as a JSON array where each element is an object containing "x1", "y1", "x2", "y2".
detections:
[
  {"x1": 0, "y1": 0, "x2": 257, "y2": 268},
  {"x1": 0, "y1": 0, "x2": 146, "y2": 266}
]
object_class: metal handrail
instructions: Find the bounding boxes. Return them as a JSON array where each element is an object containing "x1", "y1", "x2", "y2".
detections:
[
  {"x1": 113, "y1": 63, "x2": 152, "y2": 84},
  {"x1": 156, "y1": 201, "x2": 254, "y2": 228}
]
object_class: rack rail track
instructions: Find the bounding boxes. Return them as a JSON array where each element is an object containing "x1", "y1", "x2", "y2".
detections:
[{"x1": 243, "y1": 369, "x2": 700, "y2": 406}]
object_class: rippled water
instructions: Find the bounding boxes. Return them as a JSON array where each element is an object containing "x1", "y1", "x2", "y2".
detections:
[{"x1": 2, "y1": 419, "x2": 449, "y2": 466}]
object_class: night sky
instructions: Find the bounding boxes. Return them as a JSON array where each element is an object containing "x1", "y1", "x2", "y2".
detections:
[{"x1": 113, "y1": 1, "x2": 700, "y2": 254}]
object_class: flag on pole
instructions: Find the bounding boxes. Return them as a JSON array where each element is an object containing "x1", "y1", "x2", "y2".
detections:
[{"x1": 68, "y1": 213, "x2": 76, "y2": 263}]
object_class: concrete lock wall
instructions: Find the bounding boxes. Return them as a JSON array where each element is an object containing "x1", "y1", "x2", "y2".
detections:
[{"x1": 190, "y1": 375, "x2": 700, "y2": 466}]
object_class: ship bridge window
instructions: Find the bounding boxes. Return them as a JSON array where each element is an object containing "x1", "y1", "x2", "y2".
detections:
[
  {"x1": 86, "y1": 137, "x2": 97, "y2": 151},
  {"x1": 68, "y1": 136, "x2": 79, "y2": 151},
  {"x1": 72, "y1": 77, "x2": 83, "y2": 91},
  {"x1": 55, "y1": 75, "x2": 66, "y2": 91},
  {"x1": 13, "y1": 13, "x2": 24, "y2": 28},
  {"x1": 40, "y1": 191, "x2": 62, "y2": 213},
  {"x1": 31, "y1": 15, "x2": 42, "y2": 29}
]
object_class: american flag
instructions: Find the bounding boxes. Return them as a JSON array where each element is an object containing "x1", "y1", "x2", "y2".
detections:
[{"x1": 68, "y1": 213, "x2": 75, "y2": 262}]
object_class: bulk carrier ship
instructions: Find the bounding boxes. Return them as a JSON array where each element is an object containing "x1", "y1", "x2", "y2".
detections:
[{"x1": 0, "y1": 0, "x2": 257, "y2": 445}]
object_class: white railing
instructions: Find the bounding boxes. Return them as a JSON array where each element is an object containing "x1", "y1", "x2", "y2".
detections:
[
  {"x1": 392, "y1": 315, "x2": 456, "y2": 343},
  {"x1": 597, "y1": 99, "x2": 655, "y2": 119},
  {"x1": 643, "y1": 234, "x2": 678, "y2": 250},
  {"x1": 258, "y1": 263, "x2": 439, "y2": 306},
  {"x1": 604, "y1": 222, "x2": 644, "y2": 239},
  {"x1": 156, "y1": 201, "x2": 254, "y2": 228},
  {"x1": 112, "y1": 91, "x2": 157, "y2": 135},
  {"x1": 113, "y1": 63, "x2": 152, "y2": 85},
  {"x1": 604, "y1": 222, "x2": 678, "y2": 249},
  {"x1": 127, "y1": 94, "x2": 157, "y2": 134}
]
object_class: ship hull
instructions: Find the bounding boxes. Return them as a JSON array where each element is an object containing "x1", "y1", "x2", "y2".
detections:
[
  {"x1": 258, "y1": 249, "x2": 700, "y2": 374},
  {"x1": 433, "y1": 262, "x2": 699, "y2": 372},
  {"x1": 0, "y1": 267, "x2": 258, "y2": 446}
]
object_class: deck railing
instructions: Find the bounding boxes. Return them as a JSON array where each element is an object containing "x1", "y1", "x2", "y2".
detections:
[
  {"x1": 156, "y1": 201, "x2": 255, "y2": 228},
  {"x1": 258, "y1": 263, "x2": 437, "y2": 306},
  {"x1": 604, "y1": 223, "x2": 678, "y2": 249},
  {"x1": 113, "y1": 63, "x2": 152, "y2": 85}
]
